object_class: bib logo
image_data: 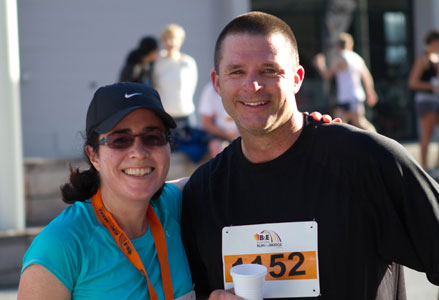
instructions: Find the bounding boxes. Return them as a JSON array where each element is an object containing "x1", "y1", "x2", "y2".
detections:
[{"x1": 254, "y1": 230, "x2": 282, "y2": 248}]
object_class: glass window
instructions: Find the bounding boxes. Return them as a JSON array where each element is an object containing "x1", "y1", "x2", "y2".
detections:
[{"x1": 384, "y1": 12, "x2": 407, "y2": 66}]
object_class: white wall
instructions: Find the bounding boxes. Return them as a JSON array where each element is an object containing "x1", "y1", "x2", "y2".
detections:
[
  {"x1": 18, "y1": 0, "x2": 249, "y2": 158},
  {"x1": 0, "y1": 0, "x2": 25, "y2": 230},
  {"x1": 413, "y1": 0, "x2": 439, "y2": 55}
]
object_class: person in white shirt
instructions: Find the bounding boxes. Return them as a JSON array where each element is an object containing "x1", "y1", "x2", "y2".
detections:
[
  {"x1": 198, "y1": 82, "x2": 239, "y2": 157},
  {"x1": 314, "y1": 32, "x2": 378, "y2": 132},
  {"x1": 152, "y1": 24, "x2": 198, "y2": 128}
]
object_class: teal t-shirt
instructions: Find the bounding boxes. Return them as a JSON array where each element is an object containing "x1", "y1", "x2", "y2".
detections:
[{"x1": 22, "y1": 183, "x2": 193, "y2": 299}]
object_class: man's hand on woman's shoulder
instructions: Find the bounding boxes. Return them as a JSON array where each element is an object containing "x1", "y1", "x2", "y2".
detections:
[{"x1": 306, "y1": 111, "x2": 342, "y2": 123}]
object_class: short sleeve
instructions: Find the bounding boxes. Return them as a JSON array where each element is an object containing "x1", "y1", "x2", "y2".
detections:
[
  {"x1": 21, "y1": 218, "x2": 81, "y2": 291},
  {"x1": 158, "y1": 183, "x2": 183, "y2": 222},
  {"x1": 353, "y1": 131, "x2": 439, "y2": 283}
]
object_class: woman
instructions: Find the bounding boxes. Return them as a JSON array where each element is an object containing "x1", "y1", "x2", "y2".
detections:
[
  {"x1": 119, "y1": 36, "x2": 159, "y2": 86},
  {"x1": 408, "y1": 30, "x2": 439, "y2": 175},
  {"x1": 17, "y1": 82, "x2": 194, "y2": 299}
]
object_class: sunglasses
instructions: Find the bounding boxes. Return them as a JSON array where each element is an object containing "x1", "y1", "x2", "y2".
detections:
[{"x1": 99, "y1": 128, "x2": 172, "y2": 150}]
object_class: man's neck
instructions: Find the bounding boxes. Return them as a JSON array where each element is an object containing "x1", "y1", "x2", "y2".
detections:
[{"x1": 240, "y1": 112, "x2": 304, "y2": 163}]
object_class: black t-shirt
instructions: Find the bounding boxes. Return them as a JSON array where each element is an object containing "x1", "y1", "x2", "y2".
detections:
[{"x1": 181, "y1": 116, "x2": 439, "y2": 300}]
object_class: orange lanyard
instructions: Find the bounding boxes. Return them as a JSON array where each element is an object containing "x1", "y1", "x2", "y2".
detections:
[{"x1": 91, "y1": 189, "x2": 174, "y2": 300}]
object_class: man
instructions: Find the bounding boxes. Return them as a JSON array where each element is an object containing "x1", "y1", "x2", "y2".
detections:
[
  {"x1": 181, "y1": 11, "x2": 439, "y2": 300},
  {"x1": 314, "y1": 32, "x2": 377, "y2": 132}
]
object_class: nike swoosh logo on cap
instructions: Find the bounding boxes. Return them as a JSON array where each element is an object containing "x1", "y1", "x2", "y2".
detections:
[{"x1": 124, "y1": 93, "x2": 143, "y2": 98}]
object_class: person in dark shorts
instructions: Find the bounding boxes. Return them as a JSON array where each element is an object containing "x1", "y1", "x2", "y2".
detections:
[
  {"x1": 409, "y1": 30, "x2": 439, "y2": 177},
  {"x1": 314, "y1": 32, "x2": 377, "y2": 132}
]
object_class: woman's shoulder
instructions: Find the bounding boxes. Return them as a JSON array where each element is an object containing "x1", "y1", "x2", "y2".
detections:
[
  {"x1": 24, "y1": 201, "x2": 99, "y2": 270},
  {"x1": 38, "y1": 201, "x2": 97, "y2": 242},
  {"x1": 21, "y1": 202, "x2": 98, "y2": 292},
  {"x1": 162, "y1": 182, "x2": 183, "y2": 197},
  {"x1": 153, "y1": 183, "x2": 183, "y2": 220},
  {"x1": 166, "y1": 177, "x2": 189, "y2": 192}
]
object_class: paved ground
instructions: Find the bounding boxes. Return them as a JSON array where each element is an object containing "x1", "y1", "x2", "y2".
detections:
[
  {"x1": 404, "y1": 142, "x2": 438, "y2": 300},
  {"x1": 405, "y1": 267, "x2": 438, "y2": 299},
  {"x1": 0, "y1": 288, "x2": 17, "y2": 300}
]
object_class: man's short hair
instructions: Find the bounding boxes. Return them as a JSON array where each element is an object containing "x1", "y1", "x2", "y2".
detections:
[{"x1": 214, "y1": 11, "x2": 299, "y2": 72}]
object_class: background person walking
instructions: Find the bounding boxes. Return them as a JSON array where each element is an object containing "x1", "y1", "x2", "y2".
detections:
[
  {"x1": 314, "y1": 32, "x2": 378, "y2": 132},
  {"x1": 408, "y1": 30, "x2": 439, "y2": 177}
]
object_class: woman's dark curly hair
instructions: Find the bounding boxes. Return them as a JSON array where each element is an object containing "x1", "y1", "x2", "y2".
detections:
[{"x1": 60, "y1": 131, "x2": 100, "y2": 204}]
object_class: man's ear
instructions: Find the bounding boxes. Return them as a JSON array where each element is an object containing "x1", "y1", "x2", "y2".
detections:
[
  {"x1": 85, "y1": 145, "x2": 101, "y2": 172},
  {"x1": 293, "y1": 65, "x2": 305, "y2": 94},
  {"x1": 211, "y1": 68, "x2": 220, "y2": 95}
]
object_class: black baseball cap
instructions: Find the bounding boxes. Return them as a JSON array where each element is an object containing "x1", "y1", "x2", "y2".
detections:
[{"x1": 86, "y1": 82, "x2": 176, "y2": 136}]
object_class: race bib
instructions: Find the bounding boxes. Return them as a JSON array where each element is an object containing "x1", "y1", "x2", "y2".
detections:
[{"x1": 222, "y1": 221, "x2": 320, "y2": 298}]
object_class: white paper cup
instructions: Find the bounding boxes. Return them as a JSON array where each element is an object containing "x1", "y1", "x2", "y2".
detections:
[{"x1": 230, "y1": 264, "x2": 267, "y2": 300}]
